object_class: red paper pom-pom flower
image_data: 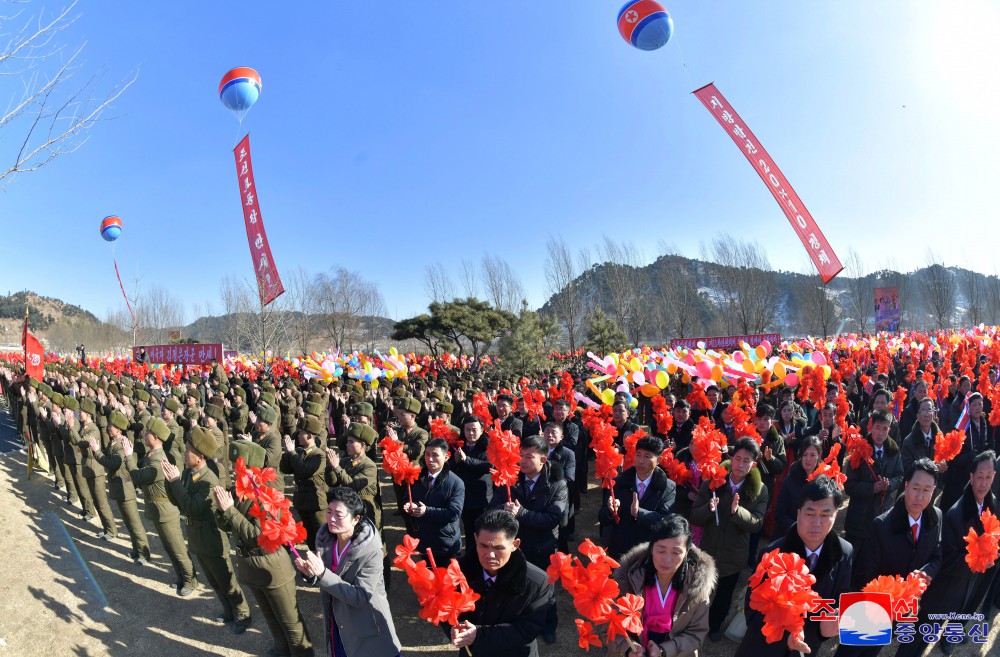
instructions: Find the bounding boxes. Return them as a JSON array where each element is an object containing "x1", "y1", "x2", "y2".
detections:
[
  {"x1": 965, "y1": 509, "x2": 1000, "y2": 573},
  {"x1": 658, "y1": 446, "x2": 693, "y2": 487},
  {"x1": 747, "y1": 550, "x2": 821, "y2": 644},
  {"x1": 486, "y1": 420, "x2": 520, "y2": 488},
  {"x1": 690, "y1": 417, "x2": 728, "y2": 490},
  {"x1": 808, "y1": 442, "x2": 847, "y2": 489},
  {"x1": 933, "y1": 430, "x2": 966, "y2": 464}
]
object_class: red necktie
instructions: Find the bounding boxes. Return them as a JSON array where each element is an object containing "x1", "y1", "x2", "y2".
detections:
[{"x1": 911, "y1": 524, "x2": 918, "y2": 542}]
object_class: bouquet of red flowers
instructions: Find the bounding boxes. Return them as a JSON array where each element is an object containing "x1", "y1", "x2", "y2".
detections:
[
  {"x1": 547, "y1": 540, "x2": 644, "y2": 651},
  {"x1": 862, "y1": 573, "x2": 928, "y2": 617},
  {"x1": 808, "y1": 442, "x2": 847, "y2": 489},
  {"x1": 380, "y1": 435, "x2": 422, "y2": 504},
  {"x1": 650, "y1": 395, "x2": 673, "y2": 435},
  {"x1": 589, "y1": 417, "x2": 624, "y2": 522},
  {"x1": 686, "y1": 384, "x2": 711, "y2": 412},
  {"x1": 233, "y1": 457, "x2": 307, "y2": 554},
  {"x1": 486, "y1": 420, "x2": 520, "y2": 498},
  {"x1": 472, "y1": 392, "x2": 493, "y2": 427},
  {"x1": 519, "y1": 386, "x2": 546, "y2": 423},
  {"x1": 658, "y1": 445, "x2": 693, "y2": 487},
  {"x1": 933, "y1": 430, "x2": 966, "y2": 464}
]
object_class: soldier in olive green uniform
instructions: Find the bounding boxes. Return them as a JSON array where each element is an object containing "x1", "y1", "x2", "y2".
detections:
[
  {"x1": 253, "y1": 405, "x2": 284, "y2": 478},
  {"x1": 229, "y1": 387, "x2": 250, "y2": 440},
  {"x1": 36, "y1": 387, "x2": 67, "y2": 489},
  {"x1": 47, "y1": 393, "x2": 75, "y2": 501},
  {"x1": 98, "y1": 411, "x2": 152, "y2": 562},
  {"x1": 279, "y1": 416, "x2": 327, "y2": 551},
  {"x1": 161, "y1": 398, "x2": 185, "y2": 466},
  {"x1": 59, "y1": 396, "x2": 93, "y2": 514},
  {"x1": 220, "y1": 442, "x2": 314, "y2": 657},
  {"x1": 164, "y1": 427, "x2": 251, "y2": 633},
  {"x1": 203, "y1": 404, "x2": 230, "y2": 488},
  {"x1": 279, "y1": 386, "x2": 299, "y2": 438},
  {"x1": 77, "y1": 398, "x2": 118, "y2": 538},
  {"x1": 124, "y1": 417, "x2": 199, "y2": 594},
  {"x1": 326, "y1": 423, "x2": 381, "y2": 531},
  {"x1": 301, "y1": 401, "x2": 328, "y2": 449},
  {"x1": 391, "y1": 397, "x2": 429, "y2": 528},
  {"x1": 180, "y1": 390, "x2": 201, "y2": 431}
]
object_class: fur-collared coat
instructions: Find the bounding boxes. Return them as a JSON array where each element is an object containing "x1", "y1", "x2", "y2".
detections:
[{"x1": 609, "y1": 543, "x2": 718, "y2": 657}]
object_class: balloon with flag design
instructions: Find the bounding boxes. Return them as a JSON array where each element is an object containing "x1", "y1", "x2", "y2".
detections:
[
  {"x1": 219, "y1": 67, "x2": 262, "y2": 122},
  {"x1": 617, "y1": 0, "x2": 674, "y2": 51},
  {"x1": 100, "y1": 215, "x2": 122, "y2": 242}
]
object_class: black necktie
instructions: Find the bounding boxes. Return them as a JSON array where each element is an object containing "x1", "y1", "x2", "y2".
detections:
[
  {"x1": 807, "y1": 553, "x2": 818, "y2": 571},
  {"x1": 484, "y1": 578, "x2": 493, "y2": 592},
  {"x1": 525, "y1": 479, "x2": 534, "y2": 495},
  {"x1": 875, "y1": 449, "x2": 883, "y2": 462}
]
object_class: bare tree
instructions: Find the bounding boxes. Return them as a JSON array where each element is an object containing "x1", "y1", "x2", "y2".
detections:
[
  {"x1": 544, "y1": 235, "x2": 586, "y2": 351},
  {"x1": 135, "y1": 283, "x2": 185, "y2": 346},
  {"x1": 651, "y1": 243, "x2": 705, "y2": 341},
  {"x1": 285, "y1": 266, "x2": 319, "y2": 356},
  {"x1": 793, "y1": 268, "x2": 841, "y2": 338},
  {"x1": 961, "y1": 269, "x2": 984, "y2": 327},
  {"x1": 315, "y1": 267, "x2": 385, "y2": 351},
  {"x1": 986, "y1": 272, "x2": 1000, "y2": 325},
  {"x1": 423, "y1": 262, "x2": 454, "y2": 303},
  {"x1": 481, "y1": 254, "x2": 525, "y2": 315},
  {"x1": 843, "y1": 248, "x2": 874, "y2": 333},
  {"x1": 458, "y1": 259, "x2": 479, "y2": 298},
  {"x1": 0, "y1": 2, "x2": 137, "y2": 187},
  {"x1": 920, "y1": 251, "x2": 956, "y2": 330},
  {"x1": 217, "y1": 275, "x2": 290, "y2": 354},
  {"x1": 703, "y1": 236, "x2": 779, "y2": 335},
  {"x1": 597, "y1": 236, "x2": 648, "y2": 345}
]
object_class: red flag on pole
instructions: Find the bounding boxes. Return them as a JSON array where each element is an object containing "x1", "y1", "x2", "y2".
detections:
[
  {"x1": 693, "y1": 83, "x2": 843, "y2": 284},
  {"x1": 20, "y1": 306, "x2": 28, "y2": 350},
  {"x1": 24, "y1": 332, "x2": 44, "y2": 380}
]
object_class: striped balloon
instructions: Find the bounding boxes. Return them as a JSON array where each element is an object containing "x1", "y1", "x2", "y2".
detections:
[
  {"x1": 617, "y1": 0, "x2": 674, "y2": 51},
  {"x1": 100, "y1": 215, "x2": 122, "y2": 242},
  {"x1": 218, "y1": 67, "x2": 262, "y2": 121}
]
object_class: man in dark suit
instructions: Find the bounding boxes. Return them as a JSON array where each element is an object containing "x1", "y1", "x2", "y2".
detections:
[
  {"x1": 406, "y1": 437, "x2": 466, "y2": 565},
  {"x1": 597, "y1": 435, "x2": 676, "y2": 558},
  {"x1": 449, "y1": 509, "x2": 555, "y2": 657},
  {"x1": 837, "y1": 458, "x2": 942, "y2": 657},
  {"x1": 489, "y1": 434, "x2": 567, "y2": 644},
  {"x1": 542, "y1": 421, "x2": 576, "y2": 552},
  {"x1": 735, "y1": 475, "x2": 853, "y2": 657},
  {"x1": 452, "y1": 415, "x2": 493, "y2": 551},
  {"x1": 495, "y1": 394, "x2": 523, "y2": 437}
]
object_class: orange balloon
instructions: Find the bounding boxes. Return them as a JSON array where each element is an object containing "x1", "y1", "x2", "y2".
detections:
[{"x1": 640, "y1": 383, "x2": 660, "y2": 397}]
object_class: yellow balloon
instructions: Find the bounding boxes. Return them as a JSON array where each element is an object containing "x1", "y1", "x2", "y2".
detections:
[
  {"x1": 754, "y1": 345, "x2": 767, "y2": 359},
  {"x1": 601, "y1": 389, "x2": 616, "y2": 406},
  {"x1": 742, "y1": 359, "x2": 756, "y2": 374},
  {"x1": 821, "y1": 365, "x2": 832, "y2": 380},
  {"x1": 389, "y1": 347, "x2": 398, "y2": 356},
  {"x1": 385, "y1": 370, "x2": 395, "y2": 380},
  {"x1": 629, "y1": 398, "x2": 638, "y2": 409},
  {"x1": 371, "y1": 380, "x2": 379, "y2": 390},
  {"x1": 630, "y1": 357, "x2": 642, "y2": 372},
  {"x1": 711, "y1": 365, "x2": 723, "y2": 382},
  {"x1": 656, "y1": 371, "x2": 670, "y2": 389}
]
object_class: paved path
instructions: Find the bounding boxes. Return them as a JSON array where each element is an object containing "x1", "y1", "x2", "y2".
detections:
[{"x1": 0, "y1": 397, "x2": 23, "y2": 454}]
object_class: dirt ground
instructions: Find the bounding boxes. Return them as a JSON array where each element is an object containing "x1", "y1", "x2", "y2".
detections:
[{"x1": 0, "y1": 427, "x2": 995, "y2": 656}]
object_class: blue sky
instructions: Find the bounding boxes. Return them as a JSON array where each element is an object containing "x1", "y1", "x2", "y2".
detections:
[{"x1": 2, "y1": 1, "x2": 999, "y2": 323}]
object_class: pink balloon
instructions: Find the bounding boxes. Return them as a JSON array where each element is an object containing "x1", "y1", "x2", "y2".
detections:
[
  {"x1": 695, "y1": 361, "x2": 713, "y2": 379},
  {"x1": 811, "y1": 352, "x2": 827, "y2": 367},
  {"x1": 785, "y1": 373, "x2": 800, "y2": 386},
  {"x1": 760, "y1": 340, "x2": 772, "y2": 354}
]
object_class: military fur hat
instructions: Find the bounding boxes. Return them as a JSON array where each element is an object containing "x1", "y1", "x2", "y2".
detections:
[
  {"x1": 147, "y1": 418, "x2": 170, "y2": 441},
  {"x1": 63, "y1": 396, "x2": 79, "y2": 411},
  {"x1": 435, "y1": 401, "x2": 454, "y2": 415},
  {"x1": 230, "y1": 440, "x2": 265, "y2": 469},
  {"x1": 109, "y1": 411, "x2": 129, "y2": 432},
  {"x1": 164, "y1": 398, "x2": 182, "y2": 413},
  {"x1": 79, "y1": 398, "x2": 97, "y2": 417},
  {"x1": 399, "y1": 397, "x2": 421, "y2": 415},
  {"x1": 51, "y1": 393, "x2": 64, "y2": 407},
  {"x1": 429, "y1": 390, "x2": 445, "y2": 402},
  {"x1": 188, "y1": 426, "x2": 217, "y2": 459},
  {"x1": 346, "y1": 422, "x2": 378, "y2": 448},
  {"x1": 257, "y1": 405, "x2": 278, "y2": 425},
  {"x1": 135, "y1": 389, "x2": 150, "y2": 403},
  {"x1": 297, "y1": 416, "x2": 324, "y2": 437},
  {"x1": 303, "y1": 401, "x2": 324, "y2": 418},
  {"x1": 259, "y1": 391, "x2": 276, "y2": 406},
  {"x1": 187, "y1": 388, "x2": 201, "y2": 401},
  {"x1": 171, "y1": 386, "x2": 185, "y2": 399},
  {"x1": 233, "y1": 386, "x2": 247, "y2": 400},
  {"x1": 306, "y1": 393, "x2": 324, "y2": 405},
  {"x1": 205, "y1": 404, "x2": 225, "y2": 422},
  {"x1": 189, "y1": 375, "x2": 202, "y2": 386},
  {"x1": 350, "y1": 402, "x2": 374, "y2": 419}
]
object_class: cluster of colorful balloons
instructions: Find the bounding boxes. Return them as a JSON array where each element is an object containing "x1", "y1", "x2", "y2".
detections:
[
  {"x1": 617, "y1": 0, "x2": 674, "y2": 51},
  {"x1": 100, "y1": 215, "x2": 122, "y2": 242}
]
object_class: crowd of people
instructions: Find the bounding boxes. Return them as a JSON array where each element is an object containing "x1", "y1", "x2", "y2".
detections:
[{"x1": 2, "y1": 338, "x2": 1000, "y2": 657}]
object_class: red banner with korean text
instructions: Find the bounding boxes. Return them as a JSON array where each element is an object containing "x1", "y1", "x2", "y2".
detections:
[
  {"x1": 669, "y1": 333, "x2": 780, "y2": 351},
  {"x1": 234, "y1": 134, "x2": 285, "y2": 305},
  {"x1": 134, "y1": 344, "x2": 224, "y2": 366},
  {"x1": 693, "y1": 83, "x2": 843, "y2": 284},
  {"x1": 24, "y1": 332, "x2": 44, "y2": 380}
]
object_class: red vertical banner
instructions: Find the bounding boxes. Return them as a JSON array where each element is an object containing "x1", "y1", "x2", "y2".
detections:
[
  {"x1": 693, "y1": 83, "x2": 843, "y2": 284},
  {"x1": 234, "y1": 134, "x2": 285, "y2": 305},
  {"x1": 24, "y1": 333, "x2": 44, "y2": 380}
]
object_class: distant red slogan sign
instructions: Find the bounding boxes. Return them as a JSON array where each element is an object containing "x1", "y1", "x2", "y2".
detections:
[
  {"x1": 693, "y1": 83, "x2": 843, "y2": 284},
  {"x1": 234, "y1": 134, "x2": 285, "y2": 305},
  {"x1": 134, "y1": 344, "x2": 223, "y2": 366}
]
